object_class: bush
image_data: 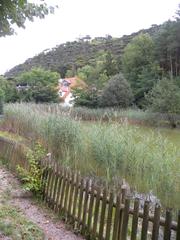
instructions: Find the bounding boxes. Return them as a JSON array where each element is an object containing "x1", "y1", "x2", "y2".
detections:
[
  {"x1": 145, "y1": 78, "x2": 180, "y2": 127},
  {"x1": 15, "y1": 68, "x2": 60, "y2": 103},
  {"x1": 17, "y1": 143, "x2": 46, "y2": 194},
  {"x1": 99, "y1": 73, "x2": 134, "y2": 107},
  {"x1": 0, "y1": 88, "x2": 4, "y2": 114}
]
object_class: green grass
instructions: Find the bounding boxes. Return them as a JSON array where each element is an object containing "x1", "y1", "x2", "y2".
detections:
[
  {"x1": 2, "y1": 103, "x2": 180, "y2": 211},
  {"x1": 0, "y1": 205, "x2": 44, "y2": 239}
]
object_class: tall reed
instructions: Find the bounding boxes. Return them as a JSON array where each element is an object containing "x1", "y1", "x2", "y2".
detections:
[{"x1": 2, "y1": 103, "x2": 180, "y2": 210}]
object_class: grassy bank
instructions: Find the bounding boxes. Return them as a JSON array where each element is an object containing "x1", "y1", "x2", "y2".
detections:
[{"x1": 2, "y1": 103, "x2": 180, "y2": 210}]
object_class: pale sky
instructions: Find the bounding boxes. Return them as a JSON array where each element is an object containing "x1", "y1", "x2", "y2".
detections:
[{"x1": 0, "y1": 0, "x2": 179, "y2": 75}]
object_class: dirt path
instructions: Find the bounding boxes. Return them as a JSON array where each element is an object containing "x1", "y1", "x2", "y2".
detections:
[{"x1": 0, "y1": 167, "x2": 84, "y2": 240}]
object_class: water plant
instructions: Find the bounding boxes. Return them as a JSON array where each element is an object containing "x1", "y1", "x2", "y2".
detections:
[{"x1": 2, "y1": 103, "x2": 180, "y2": 210}]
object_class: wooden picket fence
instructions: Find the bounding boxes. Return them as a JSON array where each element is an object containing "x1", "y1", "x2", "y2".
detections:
[
  {"x1": 0, "y1": 136, "x2": 179, "y2": 240},
  {"x1": 41, "y1": 161, "x2": 180, "y2": 240}
]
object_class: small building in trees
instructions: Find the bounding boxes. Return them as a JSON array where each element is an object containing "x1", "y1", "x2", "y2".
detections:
[{"x1": 58, "y1": 77, "x2": 86, "y2": 107}]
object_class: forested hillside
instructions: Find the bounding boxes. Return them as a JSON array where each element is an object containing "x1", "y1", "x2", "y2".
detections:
[
  {"x1": 2, "y1": 6, "x2": 180, "y2": 111},
  {"x1": 5, "y1": 25, "x2": 160, "y2": 78}
]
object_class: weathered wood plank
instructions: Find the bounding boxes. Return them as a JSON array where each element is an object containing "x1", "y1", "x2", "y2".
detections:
[
  {"x1": 121, "y1": 198, "x2": 130, "y2": 240},
  {"x1": 141, "y1": 201, "x2": 150, "y2": 240},
  {"x1": 99, "y1": 189, "x2": 107, "y2": 240},
  {"x1": 131, "y1": 198, "x2": 140, "y2": 240},
  {"x1": 105, "y1": 192, "x2": 114, "y2": 240},
  {"x1": 176, "y1": 210, "x2": 180, "y2": 240},
  {"x1": 82, "y1": 180, "x2": 89, "y2": 235},
  {"x1": 164, "y1": 209, "x2": 172, "y2": 240},
  {"x1": 93, "y1": 187, "x2": 101, "y2": 238},
  {"x1": 112, "y1": 193, "x2": 121, "y2": 240},
  {"x1": 152, "y1": 204, "x2": 161, "y2": 240}
]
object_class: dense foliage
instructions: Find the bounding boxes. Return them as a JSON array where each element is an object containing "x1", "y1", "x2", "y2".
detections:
[
  {"x1": 1, "y1": 5, "x2": 180, "y2": 112},
  {"x1": 0, "y1": 88, "x2": 4, "y2": 114},
  {"x1": 0, "y1": 68, "x2": 59, "y2": 103},
  {"x1": 5, "y1": 26, "x2": 160, "y2": 78},
  {"x1": 99, "y1": 73, "x2": 133, "y2": 107},
  {"x1": 146, "y1": 78, "x2": 180, "y2": 127},
  {"x1": 0, "y1": 0, "x2": 55, "y2": 37}
]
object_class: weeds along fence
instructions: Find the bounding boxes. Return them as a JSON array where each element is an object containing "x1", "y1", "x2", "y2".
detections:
[
  {"x1": 41, "y1": 159, "x2": 180, "y2": 240},
  {"x1": 0, "y1": 137, "x2": 179, "y2": 240}
]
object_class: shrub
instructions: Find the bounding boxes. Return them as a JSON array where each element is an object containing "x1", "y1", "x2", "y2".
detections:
[
  {"x1": 145, "y1": 78, "x2": 180, "y2": 127},
  {"x1": 99, "y1": 73, "x2": 134, "y2": 107},
  {"x1": 17, "y1": 143, "x2": 46, "y2": 194},
  {"x1": 0, "y1": 88, "x2": 4, "y2": 114}
]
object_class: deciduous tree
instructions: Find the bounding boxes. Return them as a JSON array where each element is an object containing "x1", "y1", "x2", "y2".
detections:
[
  {"x1": 145, "y1": 78, "x2": 180, "y2": 127},
  {"x1": 100, "y1": 73, "x2": 133, "y2": 108},
  {"x1": 0, "y1": 0, "x2": 55, "y2": 37}
]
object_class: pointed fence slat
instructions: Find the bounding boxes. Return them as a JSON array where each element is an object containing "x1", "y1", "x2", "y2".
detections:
[
  {"x1": 141, "y1": 201, "x2": 150, "y2": 240},
  {"x1": 105, "y1": 192, "x2": 114, "y2": 240},
  {"x1": 58, "y1": 168, "x2": 66, "y2": 215},
  {"x1": 72, "y1": 172, "x2": 80, "y2": 223},
  {"x1": 48, "y1": 168, "x2": 57, "y2": 208},
  {"x1": 41, "y1": 167, "x2": 49, "y2": 201},
  {"x1": 64, "y1": 171, "x2": 71, "y2": 219},
  {"x1": 67, "y1": 172, "x2": 75, "y2": 219},
  {"x1": 152, "y1": 204, "x2": 161, "y2": 240},
  {"x1": 93, "y1": 187, "x2": 101, "y2": 238},
  {"x1": 176, "y1": 210, "x2": 180, "y2": 240},
  {"x1": 77, "y1": 178, "x2": 84, "y2": 227},
  {"x1": 112, "y1": 193, "x2": 121, "y2": 240},
  {"x1": 131, "y1": 198, "x2": 140, "y2": 240},
  {"x1": 99, "y1": 188, "x2": 107, "y2": 240},
  {"x1": 51, "y1": 170, "x2": 59, "y2": 209},
  {"x1": 44, "y1": 168, "x2": 52, "y2": 203},
  {"x1": 54, "y1": 169, "x2": 63, "y2": 212},
  {"x1": 164, "y1": 209, "x2": 172, "y2": 240},
  {"x1": 121, "y1": 198, "x2": 130, "y2": 240},
  {"x1": 82, "y1": 180, "x2": 89, "y2": 235},
  {"x1": 87, "y1": 183, "x2": 95, "y2": 235}
]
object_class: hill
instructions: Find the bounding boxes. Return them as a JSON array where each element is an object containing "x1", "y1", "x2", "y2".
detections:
[{"x1": 5, "y1": 25, "x2": 160, "y2": 78}]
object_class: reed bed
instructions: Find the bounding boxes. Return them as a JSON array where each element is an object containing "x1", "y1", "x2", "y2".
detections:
[
  {"x1": 23, "y1": 103, "x2": 180, "y2": 127},
  {"x1": 2, "y1": 103, "x2": 180, "y2": 210}
]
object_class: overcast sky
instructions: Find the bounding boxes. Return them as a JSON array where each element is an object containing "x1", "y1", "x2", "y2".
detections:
[{"x1": 0, "y1": 0, "x2": 179, "y2": 75}]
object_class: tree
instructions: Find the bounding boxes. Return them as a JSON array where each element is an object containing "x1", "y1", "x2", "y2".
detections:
[
  {"x1": 15, "y1": 68, "x2": 60, "y2": 103},
  {"x1": 73, "y1": 88, "x2": 100, "y2": 108},
  {"x1": 0, "y1": 0, "x2": 55, "y2": 37},
  {"x1": 0, "y1": 88, "x2": 4, "y2": 114},
  {"x1": 154, "y1": 20, "x2": 180, "y2": 78},
  {"x1": 102, "y1": 51, "x2": 118, "y2": 77},
  {"x1": 0, "y1": 76, "x2": 18, "y2": 102},
  {"x1": 99, "y1": 73, "x2": 133, "y2": 108},
  {"x1": 145, "y1": 78, "x2": 180, "y2": 127},
  {"x1": 122, "y1": 33, "x2": 160, "y2": 106}
]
